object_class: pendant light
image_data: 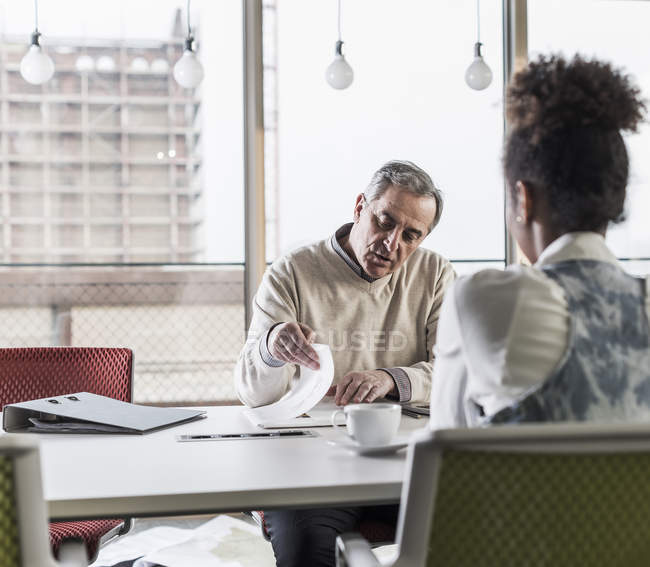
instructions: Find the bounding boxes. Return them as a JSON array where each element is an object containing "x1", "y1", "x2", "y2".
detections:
[
  {"x1": 325, "y1": 0, "x2": 353, "y2": 90},
  {"x1": 465, "y1": 0, "x2": 492, "y2": 91},
  {"x1": 20, "y1": 0, "x2": 55, "y2": 85},
  {"x1": 173, "y1": 0, "x2": 204, "y2": 89}
]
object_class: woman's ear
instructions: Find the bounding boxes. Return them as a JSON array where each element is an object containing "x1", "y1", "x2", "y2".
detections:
[{"x1": 514, "y1": 180, "x2": 534, "y2": 224}]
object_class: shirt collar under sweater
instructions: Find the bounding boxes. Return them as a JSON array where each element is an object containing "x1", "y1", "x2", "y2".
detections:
[{"x1": 331, "y1": 223, "x2": 380, "y2": 283}]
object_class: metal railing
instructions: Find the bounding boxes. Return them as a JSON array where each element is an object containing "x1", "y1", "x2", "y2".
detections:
[
  {"x1": 1, "y1": 256, "x2": 644, "y2": 406},
  {"x1": 0, "y1": 263, "x2": 245, "y2": 404}
]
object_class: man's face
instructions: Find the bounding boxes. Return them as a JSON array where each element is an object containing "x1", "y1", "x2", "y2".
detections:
[{"x1": 348, "y1": 185, "x2": 437, "y2": 278}]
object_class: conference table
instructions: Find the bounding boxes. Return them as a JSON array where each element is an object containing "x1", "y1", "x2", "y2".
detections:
[{"x1": 4, "y1": 403, "x2": 428, "y2": 521}]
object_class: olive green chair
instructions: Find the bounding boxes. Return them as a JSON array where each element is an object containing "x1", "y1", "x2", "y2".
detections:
[
  {"x1": 0, "y1": 435, "x2": 87, "y2": 567},
  {"x1": 336, "y1": 422, "x2": 650, "y2": 567}
]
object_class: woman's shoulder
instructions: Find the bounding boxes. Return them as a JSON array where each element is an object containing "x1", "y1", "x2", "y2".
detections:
[
  {"x1": 450, "y1": 264, "x2": 567, "y2": 325},
  {"x1": 452, "y1": 264, "x2": 546, "y2": 298},
  {"x1": 444, "y1": 265, "x2": 569, "y2": 390}
]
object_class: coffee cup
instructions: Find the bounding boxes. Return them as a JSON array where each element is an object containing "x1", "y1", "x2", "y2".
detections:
[{"x1": 330, "y1": 403, "x2": 401, "y2": 446}]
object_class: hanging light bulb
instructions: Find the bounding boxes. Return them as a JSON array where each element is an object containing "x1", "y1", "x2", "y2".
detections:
[
  {"x1": 173, "y1": 0, "x2": 204, "y2": 89},
  {"x1": 173, "y1": 43, "x2": 204, "y2": 88},
  {"x1": 325, "y1": 0, "x2": 353, "y2": 90},
  {"x1": 465, "y1": 0, "x2": 492, "y2": 91},
  {"x1": 326, "y1": 40, "x2": 354, "y2": 90},
  {"x1": 20, "y1": 0, "x2": 55, "y2": 85},
  {"x1": 465, "y1": 43, "x2": 493, "y2": 90}
]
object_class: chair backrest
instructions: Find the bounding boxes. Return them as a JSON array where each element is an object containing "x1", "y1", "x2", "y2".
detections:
[
  {"x1": 0, "y1": 347, "x2": 133, "y2": 409},
  {"x1": 393, "y1": 423, "x2": 650, "y2": 567},
  {"x1": 0, "y1": 435, "x2": 59, "y2": 567}
]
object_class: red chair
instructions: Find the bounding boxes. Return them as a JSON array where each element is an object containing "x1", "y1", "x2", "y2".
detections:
[{"x1": 0, "y1": 347, "x2": 134, "y2": 562}]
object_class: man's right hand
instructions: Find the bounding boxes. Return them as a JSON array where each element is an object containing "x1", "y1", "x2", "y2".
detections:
[{"x1": 268, "y1": 322, "x2": 320, "y2": 370}]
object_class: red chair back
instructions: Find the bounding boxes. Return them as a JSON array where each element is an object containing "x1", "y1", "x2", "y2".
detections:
[{"x1": 0, "y1": 347, "x2": 133, "y2": 408}]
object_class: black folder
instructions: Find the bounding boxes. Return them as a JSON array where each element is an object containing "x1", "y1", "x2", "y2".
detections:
[{"x1": 2, "y1": 391, "x2": 206, "y2": 434}]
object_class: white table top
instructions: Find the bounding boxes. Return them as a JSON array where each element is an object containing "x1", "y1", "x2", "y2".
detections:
[{"x1": 5, "y1": 404, "x2": 427, "y2": 521}]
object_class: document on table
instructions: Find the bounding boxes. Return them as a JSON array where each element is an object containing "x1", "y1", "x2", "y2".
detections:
[{"x1": 243, "y1": 343, "x2": 337, "y2": 428}]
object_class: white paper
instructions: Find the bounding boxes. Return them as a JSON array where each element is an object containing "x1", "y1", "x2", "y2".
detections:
[
  {"x1": 245, "y1": 402, "x2": 342, "y2": 429},
  {"x1": 134, "y1": 516, "x2": 274, "y2": 567},
  {"x1": 27, "y1": 417, "x2": 126, "y2": 433},
  {"x1": 91, "y1": 525, "x2": 189, "y2": 566},
  {"x1": 244, "y1": 343, "x2": 334, "y2": 424},
  {"x1": 91, "y1": 515, "x2": 275, "y2": 567}
]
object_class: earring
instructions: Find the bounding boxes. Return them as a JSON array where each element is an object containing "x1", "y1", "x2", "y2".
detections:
[{"x1": 515, "y1": 215, "x2": 523, "y2": 223}]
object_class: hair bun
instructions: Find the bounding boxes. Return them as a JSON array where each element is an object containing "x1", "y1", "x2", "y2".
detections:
[{"x1": 507, "y1": 54, "x2": 646, "y2": 140}]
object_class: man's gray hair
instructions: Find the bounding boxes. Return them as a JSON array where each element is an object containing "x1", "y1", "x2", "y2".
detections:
[{"x1": 364, "y1": 160, "x2": 444, "y2": 231}]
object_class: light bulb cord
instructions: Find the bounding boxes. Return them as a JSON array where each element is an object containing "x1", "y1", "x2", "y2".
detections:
[
  {"x1": 337, "y1": 0, "x2": 342, "y2": 42},
  {"x1": 30, "y1": 0, "x2": 42, "y2": 45},
  {"x1": 184, "y1": 0, "x2": 195, "y2": 52},
  {"x1": 476, "y1": 0, "x2": 481, "y2": 43},
  {"x1": 187, "y1": 0, "x2": 191, "y2": 38}
]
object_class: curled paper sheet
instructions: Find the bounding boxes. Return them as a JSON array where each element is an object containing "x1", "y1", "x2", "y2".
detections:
[{"x1": 246, "y1": 343, "x2": 334, "y2": 422}]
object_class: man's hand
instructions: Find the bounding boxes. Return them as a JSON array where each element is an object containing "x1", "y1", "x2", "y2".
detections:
[
  {"x1": 268, "y1": 322, "x2": 320, "y2": 370},
  {"x1": 327, "y1": 370, "x2": 396, "y2": 406}
]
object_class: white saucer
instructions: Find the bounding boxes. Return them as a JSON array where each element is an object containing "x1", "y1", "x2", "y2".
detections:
[{"x1": 326, "y1": 437, "x2": 408, "y2": 456}]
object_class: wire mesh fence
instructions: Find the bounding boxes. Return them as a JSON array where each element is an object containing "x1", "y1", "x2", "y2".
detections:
[{"x1": 0, "y1": 265, "x2": 245, "y2": 404}]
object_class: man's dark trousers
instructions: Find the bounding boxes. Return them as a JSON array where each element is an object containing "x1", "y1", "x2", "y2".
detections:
[{"x1": 263, "y1": 504, "x2": 399, "y2": 567}]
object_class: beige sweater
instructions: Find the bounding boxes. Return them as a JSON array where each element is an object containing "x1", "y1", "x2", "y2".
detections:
[{"x1": 234, "y1": 225, "x2": 455, "y2": 406}]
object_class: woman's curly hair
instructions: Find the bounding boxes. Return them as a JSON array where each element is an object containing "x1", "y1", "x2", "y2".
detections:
[{"x1": 504, "y1": 54, "x2": 646, "y2": 232}]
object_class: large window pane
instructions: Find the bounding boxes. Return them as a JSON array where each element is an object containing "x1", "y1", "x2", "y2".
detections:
[
  {"x1": 0, "y1": 0, "x2": 245, "y2": 404},
  {"x1": 528, "y1": 0, "x2": 650, "y2": 260},
  {"x1": 267, "y1": 0, "x2": 505, "y2": 264}
]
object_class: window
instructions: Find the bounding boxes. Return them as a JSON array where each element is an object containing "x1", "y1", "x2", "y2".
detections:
[
  {"x1": 1, "y1": 1, "x2": 647, "y2": 406},
  {"x1": 528, "y1": 0, "x2": 650, "y2": 275},
  {"x1": 0, "y1": 0, "x2": 245, "y2": 403},
  {"x1": 265, "y1": 0, "x2": 505, "y2": 275}
]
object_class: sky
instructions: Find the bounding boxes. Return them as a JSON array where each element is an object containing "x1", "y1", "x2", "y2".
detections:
[{"x1": 0, "y1": 0, "x2": 192, "y2": 40}]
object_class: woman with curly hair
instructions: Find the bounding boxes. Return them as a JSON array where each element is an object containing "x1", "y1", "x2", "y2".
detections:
[{"x1": 430, "y1": 54, "x2": 650, "y2": 427}]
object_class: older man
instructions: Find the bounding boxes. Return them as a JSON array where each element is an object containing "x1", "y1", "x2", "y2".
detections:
[{"x1": 234, "y1": 160, "x2": 455, "y2": 567}]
